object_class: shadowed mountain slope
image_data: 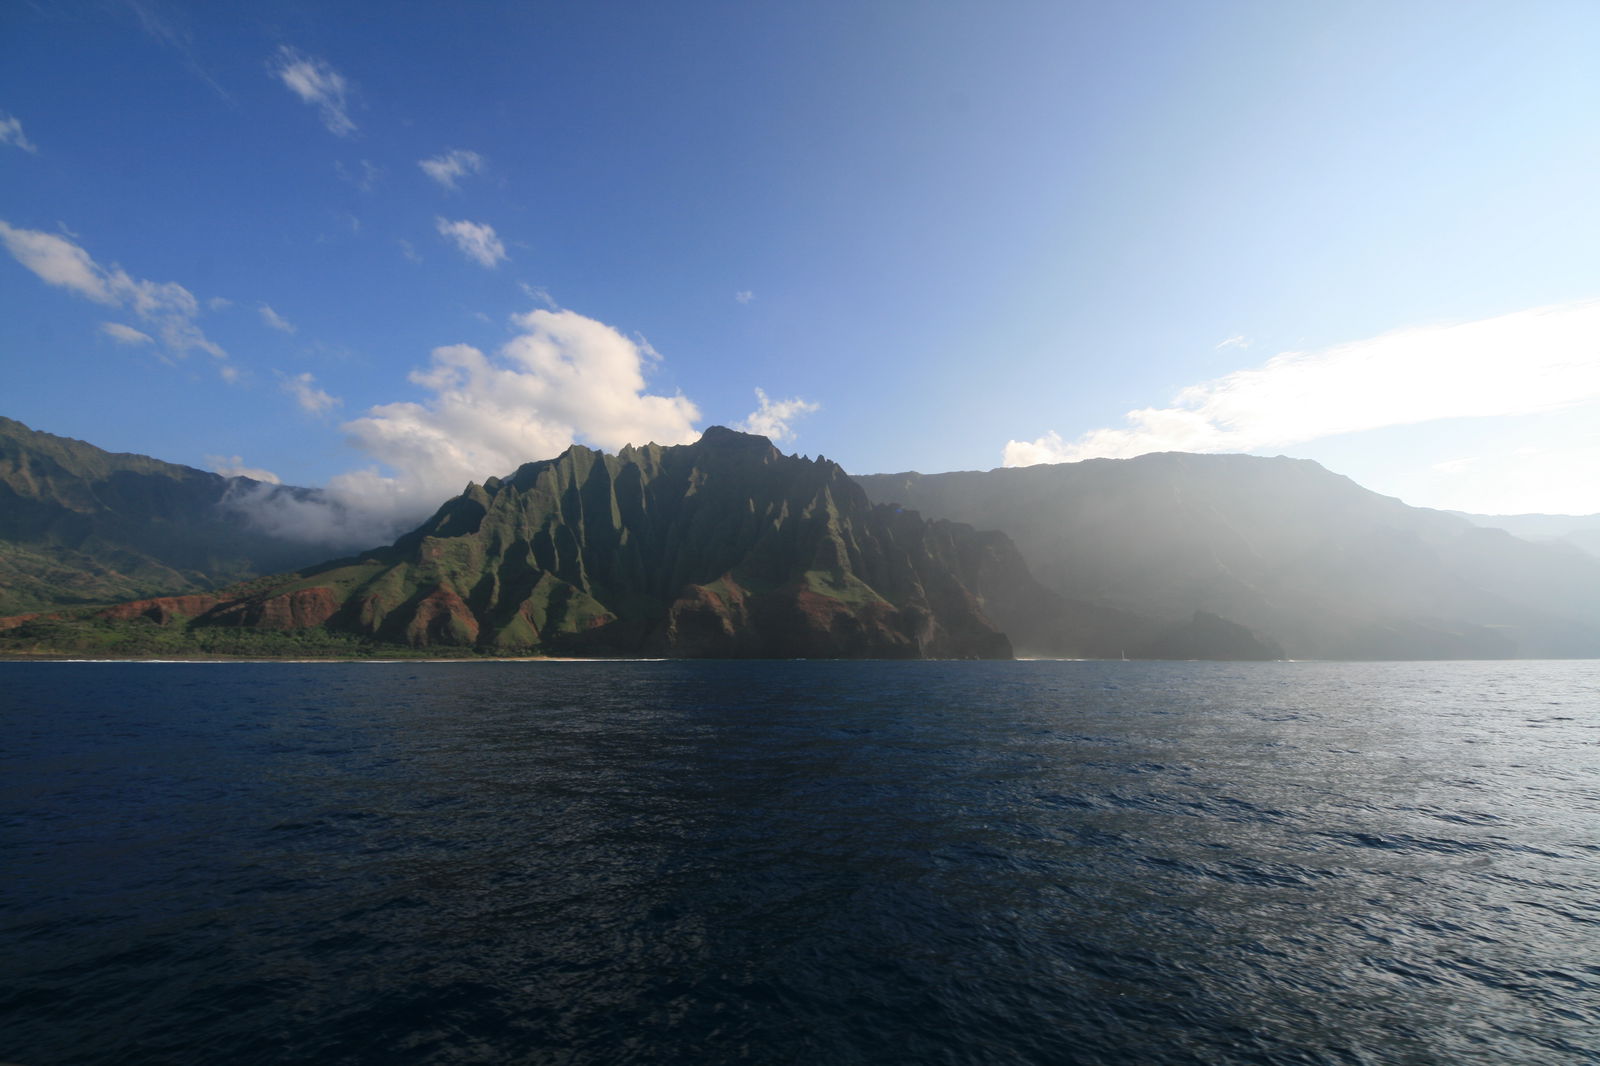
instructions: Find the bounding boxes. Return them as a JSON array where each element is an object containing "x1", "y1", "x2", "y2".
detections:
[
  {"x1": 856, "y1": 453, "x2": 1600, "y2": 659},
  {"x1": 0, "y1": 416, "x2": 333, "y2": 614}
]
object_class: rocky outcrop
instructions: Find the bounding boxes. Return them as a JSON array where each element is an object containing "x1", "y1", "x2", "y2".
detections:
[
  {"x1": 97, "y1": 593, "x2": 225, "y2": 625},
  {"x1": 203, "y1": 587, "x2": 342, "y2": 630}
]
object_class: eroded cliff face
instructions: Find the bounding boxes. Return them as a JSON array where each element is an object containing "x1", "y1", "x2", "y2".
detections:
[{"x1": 94, "y1": 427, "x2": 1015, "y2": 659}]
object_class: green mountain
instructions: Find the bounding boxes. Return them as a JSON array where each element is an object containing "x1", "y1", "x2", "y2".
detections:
[
  {"x1": 4, "y1": 428, "x2": 1018, "y2": 659},
  {"x1": 855, "y1": 453, "x2": 1600, "y2": 660},
  {"x1": 0, "y1": 416, "x2": 332, "y2": 614}
]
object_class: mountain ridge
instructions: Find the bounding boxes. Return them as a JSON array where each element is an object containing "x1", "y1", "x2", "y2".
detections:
[
  {"x1": 0, "y1": 416, "x2": 336, "y2": 614},
  {"x1": 855, "y1": 453, "x2": 1600, "y2": 659},
  {"x1": 6, "y1": 414, "x2": 1596, "y2": 660},
  {"x1": 2, "y1": 427, "x2": 1021, "y2": 659}
]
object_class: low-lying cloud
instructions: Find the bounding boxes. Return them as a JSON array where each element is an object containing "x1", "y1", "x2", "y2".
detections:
[
  {"x1": 230, "y1": 308, "x2": 703, "y2": 548},
  {"x1": 209, "y1": 455, "x2": 282, "y2": 484},
  {"x1": 1005, "y1": 300, "x2": 1600, "y2": 467}
]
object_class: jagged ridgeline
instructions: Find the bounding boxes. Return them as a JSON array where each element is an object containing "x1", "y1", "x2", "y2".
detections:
[{"x1": 81, "y1": 428, "x2": 1014, "y2": 658}]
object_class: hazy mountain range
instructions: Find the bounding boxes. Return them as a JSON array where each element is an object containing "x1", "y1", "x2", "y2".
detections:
[
  {"x1": 2, "y1": 415, "x2": 1597, "y2": 660},
  {"x1": 857, "y1": 458, "x2": 1600, "y2": 660},
  {"x1": 1452, "y1": 511, "x2": 1600, "y2": 561}
]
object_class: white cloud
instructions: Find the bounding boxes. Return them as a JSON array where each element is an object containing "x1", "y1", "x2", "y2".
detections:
[
  {"x1": 1005, "y1": 300, "x2": 1600, "y2": 467},
  {"x1": 435, "y1": 218, "x2": 507, "y2": 268},
  {"x1": 231, "y1": 309, "x2": 703, "y2": 546},
  {"x1": 1214, "y1": 334, "x2": 1247, "y2": 350},
  {"x1": 258, "y1": 303, "x2": 297, "y2": 334},
  {"x1": 0, "y1": 219, "x2": 228, "y2": 366},
  {"x1": 208, "y1": 296, "x2": 233, "y2": 311},
  {"x1": 271, "y1": 47, "x2": 355, "y2": 137},
  {"x1": 419, "y1": 149, "x2": 484, "y2": 191},
  {"x1": 282, "y1": 371, "x2": 339, "y2": 414},
  {"x1": 0, "y1": 111, "x2": 38, "y2": 153},
  {"x1": 209, "y1": 455, "x2": 282, "y2": 484},
  {"x1": 735, "y1": 290, "x2": 755, "y2": 305},
  {"x1": 1391, "y1": 428, "x2": 1600, "y2": 515},
  {"x1": 519, "y1": 282, "x2": 558, "y2": 309},
  {"x1": 736, "y1": 388, "x2": 819, "y2": 444},
  {"x1": 397, "y1": 239, "x2": 422, "y2": 264},
  {"x1": 100, "y1": 322, "x2": 153, "y2": 345},
  {"x1": 0, "y1": 221, "x2": 114, "y2": 300}
]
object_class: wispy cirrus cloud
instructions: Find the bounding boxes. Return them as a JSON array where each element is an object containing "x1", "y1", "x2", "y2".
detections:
[
  {"x1": 736, "y1": 388, "x2": 818, "y2": 444},
  {"x1": 419, "y1": 149, "x2": 484, "y2": 191},
  {"x1": 100, "y1": 322, "x2": 153, "y2": 345},
  {"x1": 335, "y1": 159, "x2": 382, "y2": 192},
  {"x1": 271, "y1": 47, "x2": 355, "y2": 137},
  {"x1": 124, "y1": 0, "x2": 230, "y2": 99},
  {"x1": 520, "y1": 282, "x2": 559, "y2": 310},
  {"x1": 436, "y1": 217, "x2": 507, "y2": 268},
  {"x1": 1004, "y1": 300, "x2": 1600, "y2": 467},
  {"x1": 0, "y1": 111, "x2": 37, "y2": 153},
  {"x1": 281, "y1": 371, "x2": 339, "y2": 414},
  {"x1": 258, "y1": 303, "x2": 297, "y2": 334},
  {"x1": 0, "y1": 219, "x2": 229, "y2": 369}
]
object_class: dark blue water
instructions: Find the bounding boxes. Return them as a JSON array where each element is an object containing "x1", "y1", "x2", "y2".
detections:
[{"x1": 2, "y1": 660, "x2": 1597, "y2": 1065}]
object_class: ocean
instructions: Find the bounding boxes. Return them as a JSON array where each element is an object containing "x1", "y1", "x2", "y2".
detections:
[{"x1": 2, "y1": 659, "x2": 1596, "y2": 1065}]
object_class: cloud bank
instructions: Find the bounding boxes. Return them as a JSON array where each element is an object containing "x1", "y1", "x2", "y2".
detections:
[
  {"x1": 271, "y1": 47, "x2": 355, "y2": 136},
  {"x1": 1005, "y1": 300, "x2": 1600, "y2": 467},
  {"x1": 233, "y1": 309, "x2": 702, "y2": 547},
  {"x1": 0, "y1": 220, "x2": 229, "y2": 369},
  {"x1": 436, "y1": 217, "x2": 506, "y2": 268},
  {"x1": 736, "y1": 388, "x2": 818, "y2": 444}
]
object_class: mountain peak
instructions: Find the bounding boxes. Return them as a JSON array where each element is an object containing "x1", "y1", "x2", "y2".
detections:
[{"x1": 697, "y1": 425, "x2": 773, "y2": 449}]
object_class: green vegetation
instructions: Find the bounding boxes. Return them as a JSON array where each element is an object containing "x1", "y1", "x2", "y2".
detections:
[
  {"x1": 0, "y1": 416, "x2": 335, "y2": 615},
  {"x1": 1, "y1": 426, "x2": 1015, "y2": 660},
  {"x1": 0, "y1": 612, "x2": 481, "y2": 659}
]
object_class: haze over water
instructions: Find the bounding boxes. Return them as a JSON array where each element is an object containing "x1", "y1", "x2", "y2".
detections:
[{"x1": 3, "y1": 659, "x2": 1596, "y2": 1064}]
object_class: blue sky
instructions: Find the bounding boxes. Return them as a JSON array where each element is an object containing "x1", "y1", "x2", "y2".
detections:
[{"x1": 3, "y1": 0, "x2": 1599, "y2": 540}]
